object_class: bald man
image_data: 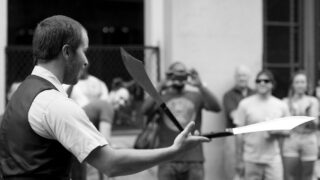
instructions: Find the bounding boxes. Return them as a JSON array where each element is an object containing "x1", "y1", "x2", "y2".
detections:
[
  {"x1": 223, "y1": 65, "x2": 255, "y2": 128},
  {"x1": 223, "y1": 65, "x2": 255, "y2": 180}
]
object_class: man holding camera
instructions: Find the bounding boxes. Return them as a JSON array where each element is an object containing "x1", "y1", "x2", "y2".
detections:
[{"x1": 142, "y1": 62, "x2": 221, "y2": 180}]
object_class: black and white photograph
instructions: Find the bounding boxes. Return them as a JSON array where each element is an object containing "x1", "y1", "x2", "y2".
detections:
[{"x1": 1, "y1": 0, "x2": 320, "y2": 180}]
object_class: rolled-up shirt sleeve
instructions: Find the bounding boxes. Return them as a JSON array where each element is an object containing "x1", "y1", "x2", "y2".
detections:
[{"x1": 29, "y1": 90, "x2": 108, "y2": 162}]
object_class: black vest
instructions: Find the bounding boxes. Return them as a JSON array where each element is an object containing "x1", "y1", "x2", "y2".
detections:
[{"x1": 0, "y1": 75, "x2": 73, "y2": 180}]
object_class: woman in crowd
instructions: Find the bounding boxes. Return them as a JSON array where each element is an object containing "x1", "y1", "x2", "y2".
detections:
[
  {"x1": 282, "y1": 71, "x2": 319, "y2": 180},
  {"x1": 235, "y1": 70, "x2": 289, "y2": 180}
]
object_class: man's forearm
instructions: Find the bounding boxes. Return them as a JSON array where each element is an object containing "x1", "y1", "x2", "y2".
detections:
[
  {"x1": 86, "y1": 121, "x2": 209, "y2": 177},
  {"x1": 235, "y1": 135, "x2": 244, "y2": 161},
  {"x1": 87, "y1": 145, "x2": 179, "y2": 177},
  {"x1": 99, "y1": 122, "x2": 111, "y2": 141},
  {"x1": 199, "y1": 85, "x2": 221, "y2": 112},
  {"x1": 106, "y1": 147, "x2": 178, "y2": 176},
  {"x1": 141, "y1": 97, "x2": 156, "y2": 115}
]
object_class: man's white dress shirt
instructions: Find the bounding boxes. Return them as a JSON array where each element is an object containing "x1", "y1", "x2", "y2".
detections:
[{"x1": 28, "y1": 66, "x2": 108, "y2": 162}]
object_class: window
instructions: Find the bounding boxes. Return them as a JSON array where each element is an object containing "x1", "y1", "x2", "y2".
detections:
[
  {"x1": 8, "y1": 0, "x2": 144, "y2": 45},
  {"x1": 263, "y1": 0, "x2": 302, "y2": 98},
  {"x1": 264, "y1": 0, "x2": 320, "y2": 98}
]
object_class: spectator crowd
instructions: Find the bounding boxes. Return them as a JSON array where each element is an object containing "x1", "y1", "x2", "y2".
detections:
[{"x1": 4, "y1": 60, "x2": 320, "y2": 180}]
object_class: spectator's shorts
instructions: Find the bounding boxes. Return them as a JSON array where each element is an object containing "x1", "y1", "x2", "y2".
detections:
[
  {"x1": 282, "y1": 133, "x2": 318, "y2": 161},
  {"x1": 245, "y1": 161, "x2": 283, "y2": 180}
]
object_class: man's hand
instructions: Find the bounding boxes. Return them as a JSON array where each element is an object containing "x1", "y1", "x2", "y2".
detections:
[
  {"x1": 236, "y1": 160, "x2": 245, "y2": 177},
  {"x1": 267, "y1": 130, "x2": 290, "y2": 139},
  {"x1": 171, "y1": 121, "x2": 210, "y2": 153},
  {"x1": 187, "y1": 69, "x2": 203, "y2": 88}
]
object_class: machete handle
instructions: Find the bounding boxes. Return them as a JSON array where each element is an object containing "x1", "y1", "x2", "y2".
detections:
[
  {"x1": 160, "y1": 103, "x2": 184, "y2": 132},
  {"x1": 201, "y1": 129, "x2": 234, "y2": 139}
]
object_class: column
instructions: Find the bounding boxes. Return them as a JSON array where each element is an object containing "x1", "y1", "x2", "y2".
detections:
[
  {"x1": 144, "y1": 0, "x2": 166, "y2": 82},
  {"x1": 303, "y1": 0, "x2": 316, "y2": 92},
  {"x1": 0, "y1": 0, "x2": 8, "y2": 114}
]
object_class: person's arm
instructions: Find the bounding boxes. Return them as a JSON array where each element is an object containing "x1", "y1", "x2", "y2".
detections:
[
  {"x1": 223, "y1": 92, "x2": 238, "y2": 121},
  {"x1": 188, "y1": 69, "x2": 221, "y2": 112},
  {"x1": 235, "y1": 135, "x2": 244, "y2": 177},
  {"x1": 82, "y1": 100, "x2": 114, "y2": 141},
  {"x1": 309, "y1": 97, "x2": 319, "y2": 125},
  {"x1": 98, "y1": 100, "x2": 114, "y2": 141},
  {"x1": 99, "y1": 81, "x2": 109, "y2": 101},
  {"x1": 141, "y1": 96, "x2": 157, "y2": 117},
  {"x1": 234, "y1": 101, "x2": 246, "y2": 176},
  {"x1": 85, "y1": 121, "x2": 209, "y2": 177},
  {"x1": 198, "y1": 85, "x2": 221, "y2": 112},
  {"x1": 99, "y1": 122, "x2": 112, "y2": 141}
]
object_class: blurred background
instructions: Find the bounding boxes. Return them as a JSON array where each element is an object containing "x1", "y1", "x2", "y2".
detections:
[{"x1": 0, "y1": 0, "x2": 319, "y2": 179}]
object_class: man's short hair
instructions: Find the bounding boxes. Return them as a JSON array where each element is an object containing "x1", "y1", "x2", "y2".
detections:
[
  {"x1": 166, "y1": 62, "x2": 188, "y2": 77},
  {"x1": 256, "y1": 69, "x2": 275, "y2": 84},
  {"x1": 32, "y1": 15, "x2": 85, "y2": 63}
]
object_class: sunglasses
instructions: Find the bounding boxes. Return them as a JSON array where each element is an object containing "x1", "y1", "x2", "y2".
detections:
[
  {"x1": 167, "y1": 72, "x2": 189, "y2": 81},
  {"x1": 255, "y1": 79, "x2": 271, "y2": 84}
]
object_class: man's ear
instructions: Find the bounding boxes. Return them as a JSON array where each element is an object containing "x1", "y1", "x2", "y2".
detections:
[{"x1": 61, "y1": 44, "x2": 72, "y2": 59}]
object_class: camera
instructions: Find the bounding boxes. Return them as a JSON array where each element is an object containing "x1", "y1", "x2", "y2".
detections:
[{"x1": 166, "y1": 70, "x2": 190, "y2": 81}]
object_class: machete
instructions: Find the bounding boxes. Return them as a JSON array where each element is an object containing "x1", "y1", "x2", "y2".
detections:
[
  {"x1": 120, "y1": 47, "x2": 184, "y2": 132},
  {"x1": 201, "y1": 116, "x2": 314, "y2": 138}
]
